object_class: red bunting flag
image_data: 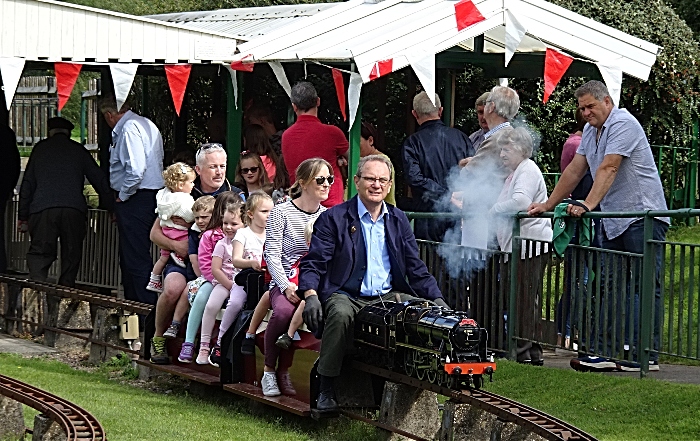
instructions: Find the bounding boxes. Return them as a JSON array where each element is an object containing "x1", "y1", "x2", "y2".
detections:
[
  {"x1": 230, "y1": 55, "x2": 255, "y2": 72},
  {"x1": 454, "y1": 0, "x2": 485, "y2": 31},
  {"x1": 369, "y1": 59, "x2": 393, "y2": 81},
  {"x1": 543, "y1": 48, "x2": 574, "y2": 104},
  {"x1": 55, "y1": 62, "x2": 82, "y2": 111},
  {"x1": 331, "y1": 68, "x2": 347, "y2": 121},
  {"x1": 165, "y1": 64, "x2": 192, "y2": 116}
]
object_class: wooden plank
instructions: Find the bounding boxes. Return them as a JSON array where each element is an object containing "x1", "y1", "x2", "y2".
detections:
[
  {"x1": 136, "y1": 360, "x2": 222, "y2": 386},
  {"x1": 224, "y1": 383, "x2": 310, "y2": 416}
]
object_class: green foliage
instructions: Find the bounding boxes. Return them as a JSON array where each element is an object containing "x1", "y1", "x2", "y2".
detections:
[
  {"x1": 664, "y1": 0, "x2": 700, "y2": 40},
  {"x1": 550, "y1": 0, "x2": 700, "y2": 147}
]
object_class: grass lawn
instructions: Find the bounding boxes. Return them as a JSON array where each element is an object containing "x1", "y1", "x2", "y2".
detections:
[{"x1": 2, "y1": 353, "x2": 700, "y2": 440}]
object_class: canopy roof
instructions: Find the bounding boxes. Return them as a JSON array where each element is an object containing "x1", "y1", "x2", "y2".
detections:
[
  {"x1": 223, "y1": 0, "x2": 660, "y2": 82},
  {"x1": 0, "y1": 0, "x2": 242, "y2": 63}
]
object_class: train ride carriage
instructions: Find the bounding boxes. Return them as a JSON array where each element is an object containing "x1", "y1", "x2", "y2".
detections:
[{"x1": 142, "y1": 270, "x2": 495, "y2": 417}]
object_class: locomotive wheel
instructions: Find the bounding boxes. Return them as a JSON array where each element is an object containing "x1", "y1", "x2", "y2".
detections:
[
  {"x1": 446, "y1": 375, "x2": 458, "y2": 390},
  {"x1": 472, "y1": 375, "x2": 483, "y2": 389},
  {"x1": 416, "y1": 367, "x2": 426, "y2": 380},
  {"x1": 404, "y1": 352, "x2": 415, "y2": 377},
  {"x1": 427, "y1": 369, "x2": 437, "y2": 384}
]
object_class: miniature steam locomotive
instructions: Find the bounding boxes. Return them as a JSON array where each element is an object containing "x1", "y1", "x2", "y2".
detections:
[{"x1": 354, "y1": 300, "x2": 495, "y2": 389}]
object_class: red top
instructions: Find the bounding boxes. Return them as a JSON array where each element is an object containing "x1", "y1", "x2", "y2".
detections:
[
  {"x1": 282, "y1": 114, "x2": 349, "y2": 208},
  {"x1": 560, "y1": 133, "x2": 582, "y2": 172}
]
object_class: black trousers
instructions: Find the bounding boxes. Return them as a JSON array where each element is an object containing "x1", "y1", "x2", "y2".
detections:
[
  {"x1": 0, "y1": 197, "x2": 8, "y2": 274},
  {"x1": 114, "y1": 189, "x2": 158, "y2": 305},
  {"x1": 27, "y1": 207, "x2": 86, "y2": 287}
]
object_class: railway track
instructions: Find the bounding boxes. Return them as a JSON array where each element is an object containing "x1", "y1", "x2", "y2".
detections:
[
  {"x1": 0, "y1": 275, "x2": 152, "y2": 316},
  {"x1": 0, "y1": 374, "x2": 105, "y2": 440},
  {"x1": 349, "y1": 361, "x2": 598, "y2": 441}
]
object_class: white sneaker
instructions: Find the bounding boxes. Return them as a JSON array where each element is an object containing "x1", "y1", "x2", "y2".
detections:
[
  {"x1": 261, "y1": 372, "x2": 281, "y2": 397},
  {"x1": 170, "y1": 252, "x2": 187, "y2": 268},
  {"x1": 196, "y1": 347, "x2": 210, "y2": 365}
]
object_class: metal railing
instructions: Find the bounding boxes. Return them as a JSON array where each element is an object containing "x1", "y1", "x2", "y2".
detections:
[
  {"x1": 407, "y1": 209, "x2": 700, "y2": 376},
  {"x1": 3, "y1": 198, "x2": 159, "y2": 291},
  {"x1": 4, "y1": 197, "x2": 700, "y2": 375}
]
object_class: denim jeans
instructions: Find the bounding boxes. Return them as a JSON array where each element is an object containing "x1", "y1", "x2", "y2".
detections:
[
  {"x1": 594, "y1": 219, "x2": 668, "y2": 362},
  {"x1": 556, "y1": 219, "x2": 602, "y2": 339}
]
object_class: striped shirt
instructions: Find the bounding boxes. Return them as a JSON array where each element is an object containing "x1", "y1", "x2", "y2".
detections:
[{"x1": 264, "y1": 200, "x2": 326, "y2": 291}]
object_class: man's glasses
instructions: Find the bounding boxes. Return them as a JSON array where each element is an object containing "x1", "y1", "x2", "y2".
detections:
[
  {"x1": 358, "y1": 176, "x2": 391, "y2": 187},
  {"x1": 241, "y1": 166, "x2": 260, "y2": 175},
  {"x1": 314, "y1": 175, "x2": 335, "y2": 185}
]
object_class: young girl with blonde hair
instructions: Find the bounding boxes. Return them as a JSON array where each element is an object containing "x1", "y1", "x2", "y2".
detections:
[{"x1": 147, "y1": 162, "x2": 196, "y2": 293}]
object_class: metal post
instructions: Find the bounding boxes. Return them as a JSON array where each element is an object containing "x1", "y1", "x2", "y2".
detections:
[
  {"x1": 226, "y1": 71, "x2": 243, "y2": 183},
  {"x1": 508, "y1": 217, "x2": 520, "y2": 360},
  {"x1": 690, "y1": 117, "x2": 698, "y2": 224},
  {"x1": 639, "y1": 214, "x2": 655, "y2": 377},
  {"x1": 348, "y1": 95, "x2": 362, "y2": 198},
  {"x1": 441, "y1": 69, "x2": 454, "y2": 127},
  {"x1": 80, "y1": 97, "x2": 87, "y2": 144}
]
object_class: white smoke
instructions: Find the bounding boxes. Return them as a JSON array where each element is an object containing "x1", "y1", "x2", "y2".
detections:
[{"x1": 436, "y1": 114, "x2": 542, "y2": 279}]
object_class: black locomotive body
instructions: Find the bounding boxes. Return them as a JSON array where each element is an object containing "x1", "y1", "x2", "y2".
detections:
[{"x1": 354, "y1": 300, "x2": 496, "y2": 389}]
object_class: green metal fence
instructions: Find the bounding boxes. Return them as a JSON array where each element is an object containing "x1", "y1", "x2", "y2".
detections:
[{"x1": 408, "y1": 209, "x2": 700, "y2": 377}]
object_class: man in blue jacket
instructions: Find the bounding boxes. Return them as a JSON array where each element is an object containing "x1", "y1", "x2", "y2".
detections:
[{"x1": 300, "y1": 155, "x2": 448, "y2": 413}]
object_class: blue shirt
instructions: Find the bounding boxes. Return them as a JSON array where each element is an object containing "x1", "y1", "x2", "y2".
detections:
[
  {"x1": 109, "y1": 110, "x2": 164, "y2": 201},
  {"x1": 576, "y1": 107, "x2": 669, "y2": 239},
  {"x1": 358, "y1": 198, "x2": 392, "y2": 296}
]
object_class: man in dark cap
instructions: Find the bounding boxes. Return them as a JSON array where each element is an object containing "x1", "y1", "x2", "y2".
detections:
[{"x1": 18, "y1": 117, "x2": 113, "y2": 287}]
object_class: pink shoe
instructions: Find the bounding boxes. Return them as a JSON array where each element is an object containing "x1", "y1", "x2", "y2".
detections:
[{"x1": 146, "y1": 273, "x2": 163, "y2": 293}]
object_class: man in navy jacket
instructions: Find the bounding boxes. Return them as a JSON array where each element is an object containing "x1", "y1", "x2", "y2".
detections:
[{"x1": 300, "y1": 155, "x2": 447, "y2": 413}]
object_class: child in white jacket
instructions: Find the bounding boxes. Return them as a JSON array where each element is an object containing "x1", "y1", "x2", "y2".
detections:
[{"x1": 147, "y1": 162, "x2": 196, "y2": 293}]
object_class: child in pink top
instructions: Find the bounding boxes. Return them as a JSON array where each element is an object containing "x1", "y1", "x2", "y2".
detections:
[
  {"x1": 175, "y1": 192, "x2": 243, "y2": 364},
  {"x1": 197, "y1": 202, "x2": 246, "y2": 365}
]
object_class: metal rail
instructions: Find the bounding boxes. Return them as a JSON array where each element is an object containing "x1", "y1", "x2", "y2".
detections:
[
  {"x1": 0, "y1": 374, "x2": 105, "y2": 440},
  {"x1": 350, "y1": 361, "x2": 598, "y2": 441},
  {"x1": 0, "y1": 275, "x2": 152, "y2": 316}
]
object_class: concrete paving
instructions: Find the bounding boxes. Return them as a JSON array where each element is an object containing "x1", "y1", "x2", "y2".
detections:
[
  {"x1": 0, "y1": 333, "x2": 57, "y2": 355},
  {"x1": 543, "y1": 348, "x2": 700, "y2": 385}
]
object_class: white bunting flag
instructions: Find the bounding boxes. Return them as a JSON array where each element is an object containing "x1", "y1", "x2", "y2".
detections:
[
  {"x1": 224, "y1": 65, "x2": 239, "y2": 109},
  {"x1": 0, "y1": 57, "x2": 25, "y2": 110},
  {"x1": 348, "y1": 72, "x2": 363, "y2": 132},
  {"x1": 407, "y1": 48, "x2": 436, "y2": 107},
  {"x1": 269, "y1": 61, "x2": 291, "y2": 98},
  {"x1": 109, "y1": 64, "x2": 139, "y2": 112},
  {"x1": 596, "y1": 61, "x2": 623, "y2": 106},
  {"x1": 505, "y1": 10, "x2": 527, "y2": 67}
]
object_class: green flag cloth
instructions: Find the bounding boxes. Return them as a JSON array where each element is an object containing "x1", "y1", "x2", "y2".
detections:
[{"x1": 552, "y1": 202, "x2": 594, "y2": 257}]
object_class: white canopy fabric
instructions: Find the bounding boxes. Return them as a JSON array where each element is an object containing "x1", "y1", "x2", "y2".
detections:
[{"x1": 228, "y1": 0, "x2": 660, "y2": 83}]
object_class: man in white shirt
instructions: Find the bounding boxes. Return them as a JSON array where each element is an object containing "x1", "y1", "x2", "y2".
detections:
[{"x1": 99, "y1": 95, "x2": 164, "y2": 305}]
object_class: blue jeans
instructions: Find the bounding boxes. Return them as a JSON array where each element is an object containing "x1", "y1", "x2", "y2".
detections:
[
  {"x1": 556, "y1": 219, "x2": 602, "y2": 339},
  {"x1": 595, "y1": 219, "x2": 667, "y2": 362}
]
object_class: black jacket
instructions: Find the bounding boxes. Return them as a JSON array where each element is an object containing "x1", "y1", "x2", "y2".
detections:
[
  {"x1": 402, "y1": 119, "x2": 473, "y2": 208},
  {"x1": 0, "y1": 125, "x2": 20, "y2": 201},
  {"x1": 18, "y1": 134, "x2": 112, "y2": 220}
]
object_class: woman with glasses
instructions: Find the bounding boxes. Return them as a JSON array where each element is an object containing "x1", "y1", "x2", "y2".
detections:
[
  {"x1": 244, "y1": 124, "x2": 289, "y2": 191},
  {"x1": 234, "y1": 151, "x2": 271, "y2": 197},
  {"x1": 259, "y1": 158, "x2": 332, "y2": 397}
]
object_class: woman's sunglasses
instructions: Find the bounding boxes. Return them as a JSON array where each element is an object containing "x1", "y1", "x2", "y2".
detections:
[
  {"x1": 314, "y1": 175, "x2": 335, "y2": 185},
  {"x1": 241, "y1": 166, "x2": 260, "y2": 175}
]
